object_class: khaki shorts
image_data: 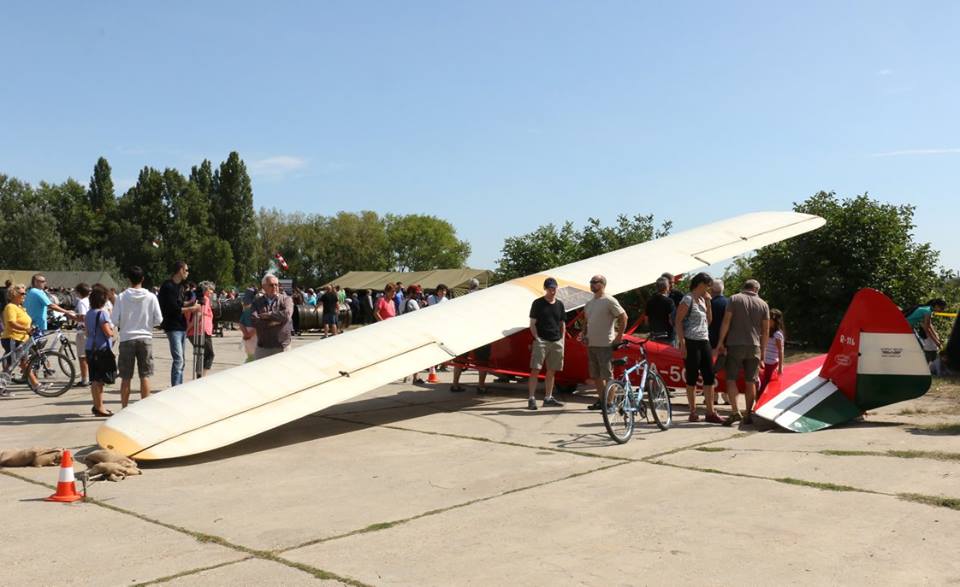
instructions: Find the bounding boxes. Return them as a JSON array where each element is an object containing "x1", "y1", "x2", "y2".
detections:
[
  {"x1": 530, "y1": 339, "x2": 564, "y2": 372},
  {"x1": 75, "y1": 331, "x2": 87, "y2": 359},
  {"x1": 723, "y1": 345, "x2": 761, "y2": 381},
  {"x1": 118, "y1": 339, "x2": 154, "y2": 379},
  {"x1": 587, "y1": 346, "x2": 613, "y2": 380}
]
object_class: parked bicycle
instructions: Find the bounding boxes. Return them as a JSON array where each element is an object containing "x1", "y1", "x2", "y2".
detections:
[
  {"x1": 1, "y1": 329, "x2": 77, "y2": 398},
  {"x1": 600, "y1": 339, "x2": 672, "y2": 443}
]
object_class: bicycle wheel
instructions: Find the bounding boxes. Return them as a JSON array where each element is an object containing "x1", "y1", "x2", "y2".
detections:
[
  {"x1": 29, "y1": 350, "x2": 76, "y2": 397},
  {"x1": 61, "y1": 338, "x2": 77, "y2": 361},
  {"x1": 602, "y1": 380, "x2": 635, "y2": 444},
  {"x1": 646, "y1": 370, "x2": 672, "y2": 430}
]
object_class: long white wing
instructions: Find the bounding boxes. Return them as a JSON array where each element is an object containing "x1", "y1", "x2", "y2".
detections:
[{"x1": 98, "y1": 211, "x2": 823, "y2": 459}]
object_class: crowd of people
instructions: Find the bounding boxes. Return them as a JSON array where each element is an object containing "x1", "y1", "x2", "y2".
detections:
[
  {"x1": 521, "y1": 272, "x2": 775, "y2": 427},
  {"x1": 1, "y1": 263, "x2": 956, "y2": 425}
]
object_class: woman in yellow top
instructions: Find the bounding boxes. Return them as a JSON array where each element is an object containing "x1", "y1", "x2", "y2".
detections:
[{"x1": 1, "y1": 284, "x2": 40, "y2": 394}]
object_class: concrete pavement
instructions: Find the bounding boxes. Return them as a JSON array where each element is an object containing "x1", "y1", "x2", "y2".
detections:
[{"x1": 2, "y1": 329, "x2": 959, "y2": 585}]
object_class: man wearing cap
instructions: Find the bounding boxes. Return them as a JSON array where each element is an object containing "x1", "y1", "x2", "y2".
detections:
[
  {"x1": 527, "y1": 277, "x2": 566, "y2": 410},
  {"x1": 581, "y1": 275, "x2": 628, "y2": 410}
]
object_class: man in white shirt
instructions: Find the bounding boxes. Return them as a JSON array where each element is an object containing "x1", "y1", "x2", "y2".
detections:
[{"x1": 113, "y1": 266, "x2": 163, "y2": 408}]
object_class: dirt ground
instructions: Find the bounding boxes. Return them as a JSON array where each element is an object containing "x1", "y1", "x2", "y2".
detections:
[{"x1": 2, "y1": 330, "x2": 959, "y2": 586}]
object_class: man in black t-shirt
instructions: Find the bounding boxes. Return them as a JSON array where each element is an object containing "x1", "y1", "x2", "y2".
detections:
[
  {"x1": 645, "y1": 277, "x2": 676, "y2": 344},
  {"x1": 158, "y1": 261, "x2": 200, "y2": 387},
  {"x1": 527, "y1": 277, "x2": 566, "y2": 410},
  {"x1": 319, "y1": 285, "x2": 340, "y2": 337}
]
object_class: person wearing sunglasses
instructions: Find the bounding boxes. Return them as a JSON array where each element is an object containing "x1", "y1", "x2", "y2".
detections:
[
  {"x1": 580, "y1": 275, "x2": 627, "y2": 411},
  {"x1": 1, "y1": 285, "x2": 40, "y2": 395},
  {"x1": 23, "y1": 274, "x2": 76, "y2": 335}
]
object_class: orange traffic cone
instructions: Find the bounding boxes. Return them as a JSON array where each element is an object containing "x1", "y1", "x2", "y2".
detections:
[
  {"x1": 46, "y1": 449, "x2": 84, "y2": 503},
  {"x1": 427, "y1": 366, "x2": 439, "y2": 383}
]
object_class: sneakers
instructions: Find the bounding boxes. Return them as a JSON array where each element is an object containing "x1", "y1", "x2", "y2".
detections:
[
  {"x1": 587, "y1": 400, "x2": 602, "y2": 410},
  {"x1": 721, "y1": 412, "x2": 742, "y2": 427},
  {"x1": 542, "y1": 396, "x2": 564, "y2": 408},
  {"x1": 705, "y1": 412, "x2": 725, "y2": 424},
  {"x1": 688, "y1": 413, "x2": 700, "y2": 423},
  {"x1": 74, "y1": 380, "x2": 89, "y2": 388},
  {"x1": 0, "y1": 389, "x2": 14, "y2": 398},
  {"x1": 527, "y1": 398, "x2": 538, "y2": 410}
]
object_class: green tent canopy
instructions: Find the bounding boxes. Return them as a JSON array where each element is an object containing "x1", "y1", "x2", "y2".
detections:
[
  {"x1": 325, "y1": 269, "x2": 493, "y2": 293},
  {"x1": 0, "y1": 269, "x2": 119, "y2": 291}
]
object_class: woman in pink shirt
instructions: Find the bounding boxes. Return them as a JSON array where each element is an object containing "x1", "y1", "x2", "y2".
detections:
[
  {"x1": 376, "y1": 284, "x2": 397, "y2": 321},
  {"x1": 187, "y1": 282, "x2": 216, "y2": 377}
]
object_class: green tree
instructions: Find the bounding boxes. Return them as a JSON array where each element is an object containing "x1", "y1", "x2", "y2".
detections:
[
  {"x1": 89, "y1": 157, "x2": 120, "y2": 261},
  {"x1": 88, "y1": 157, "x2": 116, "y2": 214},
  {"x1": 385, "y1": 214, "x2": 471, "y2": 271},
  {"x1": 749, "y1": 191, "x2": 942, "y2": 347},
  {"x1": 189, "y1": 159, "x2": 216, "y2": 202},
  {"x1": 212, "y1": 152, "x2": 257, "y2": 285},
  {"x1": 496, "y1": 214, "x2": 670, "y2": 281},
  {"x1": 38, "y1": 179, "x2": 99, "y2": 259},
  {"x1": 318, "y1": 211, "x2": 392, "y2": 281},
  {"x1": 0, "y1": 175, "x2": 68, "y2": 269},
  {"x1": 114, "y1": 167, "x2": 169, "y2": 283},
  {"x1": 497, "y1": 221, "x2": 581, "y2": 281},
  {"x1": 495, "y1": 214, "x2": 671, "y2": 320}
]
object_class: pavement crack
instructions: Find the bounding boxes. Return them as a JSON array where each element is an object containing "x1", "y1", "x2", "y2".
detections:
[
  {"x1": 279, "y1": 460, "x2": 630, "y2": 553},
  {"x1": 132, "y1": 558, "x2": 253, "y2": 586},
  {"x1": 0, "y1": 469, "x2": 373, "y2": 587}
]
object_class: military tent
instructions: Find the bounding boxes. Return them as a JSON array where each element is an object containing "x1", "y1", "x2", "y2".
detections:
[{"x1": 325, "y1": 269, "x2": 493, "y2": 293}]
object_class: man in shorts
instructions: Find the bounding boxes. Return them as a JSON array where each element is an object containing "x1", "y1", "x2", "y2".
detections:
[
  {"x1": 581, "y1": 275, "x2": 627, "y2": 410},
  {"x1": 527, "y1": 277, "x2": 566, "y2": 410},
  {"x1": 113, "y1": 266, "x2": 163, "y2": 408},
  {"x1": 320, "y1": 285, "x2": 339, "y2": 337},
  {"x1": 716, "y1": 279, "x2": 770, "y2": 427}
]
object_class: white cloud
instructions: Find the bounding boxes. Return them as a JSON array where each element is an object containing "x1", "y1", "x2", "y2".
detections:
[
  {"x1": 877, "y1": 69, "x2": 894, "y2": 76},
  {"x1": 249, "y1": 155, "x2": 307, "y2": 176},
  {"x1": 869, "y1": 148, "x2": 960, "y2": 157}
]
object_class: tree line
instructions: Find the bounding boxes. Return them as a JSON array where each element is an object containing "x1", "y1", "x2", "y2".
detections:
[
  {"x1": 1, "y1": 159, "x2": 952, "y2": 349},
  {"x1": 0, "y1": 153, "x2": 470, "y2": 289}
]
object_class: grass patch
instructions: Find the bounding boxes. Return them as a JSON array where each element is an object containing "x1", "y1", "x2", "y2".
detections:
[
  {"x1": 695, "y1": 447, "x2": 728, "y2": 452},
  {"x1": 775, "y1": 477, "x2": 860, "y2": 492},
  {"x1": 821, "y1": 449, "x2": 960, "y2": 462},
  {"x1": 888, "y1": 450, "x2": 960, "y2": 461},
  {"x1": 898, "y1": 493, "x2": 960, "y2": 511},
  {"x1": 910, "y1": 423, "x2": 960, "y2": 435},
  {"x1": 897, "y1": 406, "x2": 928, "y2": 415},
  {"x1": 820, "y1": 450, "x2": 877, "y2": 457}
]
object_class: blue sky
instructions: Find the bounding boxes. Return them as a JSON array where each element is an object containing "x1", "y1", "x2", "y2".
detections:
[{"x1": 3, "y1": 1, "x2": 958, "y2": 272}]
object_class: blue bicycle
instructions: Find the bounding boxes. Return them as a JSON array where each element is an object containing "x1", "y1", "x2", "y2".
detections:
[{"x1": 601, "y1": 340, "x2": 672, "y2": 443}]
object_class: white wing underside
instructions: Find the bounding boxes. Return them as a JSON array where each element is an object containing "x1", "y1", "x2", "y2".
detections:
[{"x1": 98, "y1": 211, "x2": 824, "y2": 459}]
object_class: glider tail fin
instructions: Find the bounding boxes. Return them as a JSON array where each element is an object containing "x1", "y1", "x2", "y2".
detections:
[
  {"x1": 819, "y1": 288, "x2": 931, "y2": 410},
  {"x1": 755, "y1": 288, "x2": 931, "y2": 432}
]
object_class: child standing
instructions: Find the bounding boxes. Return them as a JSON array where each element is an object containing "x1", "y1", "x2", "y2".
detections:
[{"x1": 758, "y1": 309, "x2": 785, "y2": 395}]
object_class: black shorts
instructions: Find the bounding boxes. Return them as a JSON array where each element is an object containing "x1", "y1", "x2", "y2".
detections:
[{"x1": 684, "y1": 338, "x2": 715, "y2": 386}]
